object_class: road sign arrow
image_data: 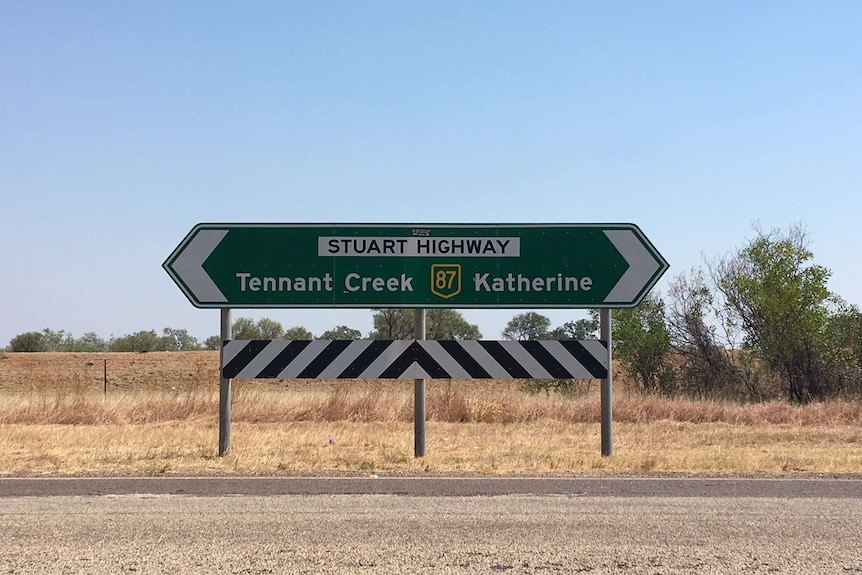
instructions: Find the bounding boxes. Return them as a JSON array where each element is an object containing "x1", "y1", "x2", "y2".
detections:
[
  {"x1": 603, "y1": 229, "x2": 666, "y2": 304},
  {"x1": 165, "y1": 229, "x2": 229, "y2": 304}
]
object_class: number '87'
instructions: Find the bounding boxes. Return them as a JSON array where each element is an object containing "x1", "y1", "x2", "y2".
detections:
[{"x1": 435, "y1": 269, "x2": 457, "y2": 289}]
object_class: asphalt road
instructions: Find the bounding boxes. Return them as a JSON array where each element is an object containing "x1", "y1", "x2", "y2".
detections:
[
  {"x1": 2, "y1": 477, "x2": 861, "y2": 574},
  {"x1": 2, "y1": 475, "x2": 861, "y2": 498}
]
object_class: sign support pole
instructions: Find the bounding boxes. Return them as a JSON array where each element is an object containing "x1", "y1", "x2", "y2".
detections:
[
  {"x1": 600, "y1": 309, "x2": 613, "y2": 457},
  {"x1": 414, "y1": 308, "x2": 426, "y2": 458},
  {"x1": 218, "y1": 308, "x2": 232, "y2": 456}
]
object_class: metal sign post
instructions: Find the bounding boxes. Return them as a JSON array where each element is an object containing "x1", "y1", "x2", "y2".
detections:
[
  {"x1": 600, "y1": 309, "x2": 613, "y2": 457},
  {"x1": 218, "y1": 308, "x2": 232, "y2": 456},
  {"x1": 414, "y1": 309, "x2": 426, "y2": 458}
]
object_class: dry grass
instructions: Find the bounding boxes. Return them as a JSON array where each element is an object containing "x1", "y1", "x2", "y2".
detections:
[
  {"x1": 2, "y1": 418, "x2": 860, "y2": 476},
  {"x1": 0, "y1": 352, "x2": 861, "y2": 476},
  {"x1": 3, "y1": 383, "x2": 860, "y2": 427}
]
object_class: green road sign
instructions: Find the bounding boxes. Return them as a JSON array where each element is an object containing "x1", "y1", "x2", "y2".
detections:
[{"x1": 163, "y1": 223, "x2": 668, "y2": 309}]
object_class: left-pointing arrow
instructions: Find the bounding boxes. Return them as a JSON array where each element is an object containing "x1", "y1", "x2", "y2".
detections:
[{"x1": 168, "y1": 229, "x2": 229, "y2": 304}]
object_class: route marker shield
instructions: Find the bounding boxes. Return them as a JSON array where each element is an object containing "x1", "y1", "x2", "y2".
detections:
[{"x1": 430, "y1": 264, "x2": 462, "y2": 299}]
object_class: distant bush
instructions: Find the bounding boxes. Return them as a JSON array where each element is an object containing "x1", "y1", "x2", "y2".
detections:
[
  {"x1": 9, "y1": 331, "x2": 47, "y2": 352},
  {"x1": 204, "y1": 335, "x2": 221, "y2": 350},
  {"x1": 8, "y1": 329, "x2": 108, "y2": 352},
  {"x1": 6, "y1": 327, "x2": 206, "y2": 353},
  {"x1": 108, "y1": 330, "x2": 168, "y2": 352},
  {"x1": 109, "y1": 328, "x2": 201, "y2": 352}
]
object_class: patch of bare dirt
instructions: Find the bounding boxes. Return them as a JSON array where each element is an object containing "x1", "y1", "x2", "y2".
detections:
[
  {"x1": 0, "y1": 352, "x2": 539, "y2": 394},
  {"x1": 0, "y1": 352, "x2": 220, "y2": 392}
]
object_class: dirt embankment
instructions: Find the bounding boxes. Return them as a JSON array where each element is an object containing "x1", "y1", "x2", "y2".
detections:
[
  {"x1": 0, "y1": 352, "x2": 543, "y2": 394},
  {"x1": 0, "y1": 352, "x2": 220, "y2": 392}
]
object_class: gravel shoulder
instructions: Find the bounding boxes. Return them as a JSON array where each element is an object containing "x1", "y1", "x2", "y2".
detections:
[{"x1": 2, "y1": 493, "x2": 861, "y2": 574}]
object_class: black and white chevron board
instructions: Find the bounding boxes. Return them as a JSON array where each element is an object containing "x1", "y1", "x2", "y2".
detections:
[{"x1": 222, "y1": 339, "x2": 609, "y2": 380}]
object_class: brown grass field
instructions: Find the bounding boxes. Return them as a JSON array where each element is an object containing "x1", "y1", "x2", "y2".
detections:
[{"x1": 0, "y1": 351, "x2": 860, "y2": 476}]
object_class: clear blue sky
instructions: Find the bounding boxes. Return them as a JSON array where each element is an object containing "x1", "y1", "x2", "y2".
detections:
[{"x1": 2, "y1": 1, "x2": 860, "y2": 346}]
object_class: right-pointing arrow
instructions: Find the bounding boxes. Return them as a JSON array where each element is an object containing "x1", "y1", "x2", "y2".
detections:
[
  {"x1": 169, "y1": 229, "x2": 229, "y2": 304},
  {"x1": 603, "y1": 229, "x2": 662, "y2": 304}
]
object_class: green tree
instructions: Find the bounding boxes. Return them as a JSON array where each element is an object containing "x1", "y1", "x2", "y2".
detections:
[
  {"x1": 502, "y1": 312, "x2": 551, "y2": 340},
  {"x1": 43, "y1": 329, "x2": 70, "y2": 350},
  {"x1": 714, "y1": 224, "x2": 842, "y2": 402},
  {"x1": 109, "y1": 330, "x2": 168, "y2": 352},
  {"x1": 548, "y1": 318, "x2": 599, "y2": 340},
  {"x1": 9, "y1": 329, "x2": 109, "y2": 352},
  {"x1": 319, "y1": 325, "x2": 363, "y2": 340},
  {"x1": 826, "y1": 302, "x2": 862, "y2": 396},
  {"x1": 612, "y1": 295, "x2": 675, "y2": 395},
  {"x1": 368, "y1": 309, "x2": 414, "y2": 339},
  {"x1": 204, "y1": 335, "x2": 222, "y2": 350},
  {"x1": 231, "y1": 317, "x2": 289, "y2": 339},
  {"x1": 284, "y1": 326, "x2": 314, "y2": 339},
  {"x1": 216, "y1": 319, "x2": 313, "y2": 342},
  {"x1": 161, "y1": 328, "x2": 201, "y2": 351},
  {"x1": 231, "y1": 317, "x2": 262, "y2": 339},
  {"x1": 256, "y1": 318, "x2": 285, "y2": 339},
  {"x1": 426, "y1": 309, "x2": 482, "y2": 339},
  {"x1": 67, "y1": 332, "x2": 109, "y2": 352},
  {"x1": 9, "y1": 331, "x2": 47, "y2": 352},
  {"x1": 368, "y1": 309, "x2": 481, "y2": 339}
]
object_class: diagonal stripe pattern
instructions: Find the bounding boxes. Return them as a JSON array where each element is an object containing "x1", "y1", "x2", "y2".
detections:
[{"x1": 222, "y1": 340, "x2": 609, "y2": 380}]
